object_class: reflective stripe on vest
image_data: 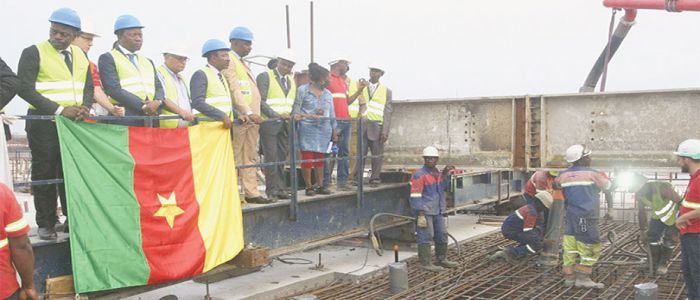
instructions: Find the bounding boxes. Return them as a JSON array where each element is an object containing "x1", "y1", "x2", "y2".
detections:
[
  {"x1": 347, "y1": 79, "x2": 361, "y2": 118},
  {"x1": 264, "y1": 69, "x2": 296, "y2": 119},
  {"x1": 682, "y1": 199, "x2": 700, "y2": 210},
  {"x1": 0, "y1": 238, "x2": 6, "y2": 249},
  {"x1": 362, "y1": 84, "x2": 387, "y2": 123},
  {"x1": 33, "y1": 41, "x2": 88, "y2": 109},
  {"x1": 192, "y1": 66, "x2": 231, "y2": 118},
  {"x1": 108, "y1": 49, "x2": 156, "y2": 104},
  {"x1": 228, "y1": 52, "x2": 253, "y2": 105},
  {"x1": 157, "y1": 65, "x2": 185, "y2": 128}
]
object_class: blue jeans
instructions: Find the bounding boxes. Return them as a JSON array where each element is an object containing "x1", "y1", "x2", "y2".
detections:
[
  {"x1": 324, "y1": 120, "x2": 350, "y2": 186},
  {"x1": 681, "y1": 233, "x2": 700, "y2": 300},
  {"x1": 415, "y1": 214, "x2": 448, "y2": 245}
]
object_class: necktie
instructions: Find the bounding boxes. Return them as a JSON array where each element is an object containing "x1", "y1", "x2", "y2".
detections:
[
  {"x1": 217, "y1": 73, "x2": 226, "y2": 86},
  {"x1": 127, "y1": 54, "x2": 139, "y2": 69},
  {"x1": 61, "y1": 50, "x2": 72, "y2": 74},
  {"x1": 281, "y1": 77, "x2": 288, "y2": 93}
]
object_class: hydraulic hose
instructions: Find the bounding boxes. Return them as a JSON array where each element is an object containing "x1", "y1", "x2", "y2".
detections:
[{"x1": 368, "y1": 213, "x2": 461, "y2": 257}]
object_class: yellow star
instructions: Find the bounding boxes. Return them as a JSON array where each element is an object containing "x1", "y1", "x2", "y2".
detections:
[{"x1": 153, "y1": 192, "x2": 184, "y2": 229}]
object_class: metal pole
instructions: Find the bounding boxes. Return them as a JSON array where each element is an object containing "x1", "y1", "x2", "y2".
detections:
[
  {"x1": 600, "y1": 9, "x2": 618, "y2": 92},
  {"x1": 309, "y1": 1, "x2": 314, "y2": 62},
  {"x1": 356, "y1": 118, "x2": 364, "y2": 208},
  {"x1": 289, "y1": 118, "x2": 299, "y2": 221},
  {"x1": 285, "y1": 5, "x2": 291, "y2": 48}
]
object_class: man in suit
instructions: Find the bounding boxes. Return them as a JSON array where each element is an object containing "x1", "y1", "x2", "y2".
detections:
[
  {"x1": 99, "y1": 15, "x2": 188, "y2": 127},
  {"x1": 361, "y1": 65, "x2": 392, "y2": 186},
  {"x1": 16, "y1": 8, "x2": 93, "y2": 240},
  {"x1": 225, "y1": 26, "x2": 271, "y2": 204},
  {"x1": 256, "y1": 49, "x2": 296, "y2": 201},
  {"x1": 0, "y1": 57, "x2": 20, "y2": 140}
]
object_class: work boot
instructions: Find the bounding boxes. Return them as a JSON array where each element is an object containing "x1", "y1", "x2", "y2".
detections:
[
  {"x1": 575, "y1": 271, "x2": 604, "y2": 289},
  {"x1": 649, "y1": 244, "x2": 661, "y2": 272},
  {"x1": 656, "y1": 246, "x2": 672, "y2": 275},
  {"x1": 488, "y1": 249, "x2": 516, "y2": 264},
  {"x1": 418, "y1": 244, "x2": 445, "y2": 272},
  {"x1": 38, "y1": 227, "x2": 57, "y2": 240},
  {"x1": 245, "y1": 196, "x2": 276, "y2": 204},
  {"x1": 435, "y1": 243, "x2": 459, "y2": 268},
  {"x1": 316, "y1": 186, "x2": 332, "y2": 195},
  {"x1": 563, "y1": 266, "x2": 576, "y2": 287}
]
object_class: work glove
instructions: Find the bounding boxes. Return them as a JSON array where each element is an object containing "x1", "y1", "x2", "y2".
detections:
[{"x1": 417, "y1": 212, "x2": 428, "y2": 228}]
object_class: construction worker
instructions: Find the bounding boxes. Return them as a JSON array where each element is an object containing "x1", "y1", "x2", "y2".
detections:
[
  {"x1": 523, "y1": 162, "x2": 567, "y2": 206},
  {"x1": 157, "y1": 47, "x2": 194, "y2": 128},
  {"x1": 16, "y1": 8, "x2": 93, "y2": 240},
  {"x1": 674, "y1": 139, "x2": 700, "y2": 299},
  {"x1": 256, "y1": 49, "x2": 296, "y2": 201},
  {"x1": 99, "y1": 15, "x2": 189, "y2": 127},
  {"x1": 0, "y1": 183, "x2": 38, "y2": 300},
  {"x1": 410, "y1": 146, "x2": 459, "y2": 272},
  {"x1": 555, "y1": 144, "x2": 612, "y2": 289},
  {"x1": 346, "y1": 76, "x2": 367, "y2": 185},
  {"x1": 620, "y1": 173, "x2": 680, "y2": 275},
  {"x1": 1, "y1": 57, "x2": 20, "y2": 140},
  {"x1": 225, "y1": 26, "x2": 271, "y2": 204},
  {"x1": 361, "y1": 65, "x2": 392, "y2": 186},
  {"x1": 70, "y1": 18, "x2": 125, "y2": 118},
  {"x1": 489, "y1": 191, "x2": 553, "y2": 263},
  {"x1": 190, "y1": 39, "x2": 234, "y2": 130}
]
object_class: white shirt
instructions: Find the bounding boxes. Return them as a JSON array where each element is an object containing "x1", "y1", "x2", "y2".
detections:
[
  {"x1": 54, "y1": 47, "x2": 73, "y2": 115},
  {"x1": 368, "y1": 82, "x2": 379, "y2": 98},
  {"x1": 157, "y1": 65, "x2": 191, "y2": 128}
]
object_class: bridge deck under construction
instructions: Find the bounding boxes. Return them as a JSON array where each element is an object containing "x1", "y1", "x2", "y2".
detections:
[{"x1": 292, "y1": 221, "x2": 687, "y2": 300}]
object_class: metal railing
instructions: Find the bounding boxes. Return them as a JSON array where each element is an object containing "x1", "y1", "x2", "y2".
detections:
[{"x1": 9, "y1": 114, "x2": 386, "y2": 221}]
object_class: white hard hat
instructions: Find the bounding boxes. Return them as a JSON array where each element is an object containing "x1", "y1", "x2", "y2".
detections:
[
  {"x1": 368, "y1": 64, "x2": 384, "y2": 72},
  {"x1": 535, "y1": 191, "x2": 553, "y2": 209},
  {"x1": 79, "y1": 17, "x2": 100, "y2": 37},
  {"x1": 674, "y1": 139, "x2": 700, "y2": 159},
  {"x1": 565, "y1": 144, "x2": 591, "y2": 163},
  {"x1": 162, "y1": 45, "x2": 190, "y2": 58},
  {"x1": 422, "y1": 146, "x2": 439, "y2": 157},
  {"x1": 276, "y1": 48, "x2": 296, "y2": 64},
  {"x1": 328, "y1": 55, "x2": 351, "y2": 66}
]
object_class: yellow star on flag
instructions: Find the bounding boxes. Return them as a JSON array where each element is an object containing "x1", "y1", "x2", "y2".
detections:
[{"x1": 154, "y1": 192, "x2": 185, "y2": 229}]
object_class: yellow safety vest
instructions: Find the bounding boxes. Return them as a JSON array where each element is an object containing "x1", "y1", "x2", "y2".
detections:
[
  {"x1": 263, "y1": 69, "x2": 296, "y2": 119},
  {"x1": 33, "y1": 41, "x2": 89, "y2": 109},
  {"x1": 193, "y1": 66, "x2": 232, "y2": 119},
  {"x1": 156, "y1": 65, "x2": 189, "y2": 128},
  {"x1": 362, "y1": 84, "x2": 388, "y2": 123},
  {"x1": 347, "y1": 78, "x2": 362, "y2": 118},
  {"x1": 108, "y1": 49, "x2": 156, "y2": 104},
  {"x1": 228, "y1": 52, "x2": 253, "y2": 105}
]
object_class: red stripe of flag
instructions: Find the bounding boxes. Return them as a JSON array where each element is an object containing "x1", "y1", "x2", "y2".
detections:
[{"x1": 129, "y1": 127, "x2": 206, "y2": 284}]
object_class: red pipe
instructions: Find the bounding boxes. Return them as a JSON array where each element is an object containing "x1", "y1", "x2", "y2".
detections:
[
  {"x1": 623, "y1": 8, "x2": 637, "y2": 22},
  {"x1": 604, "y1": 0, "x2": 700, "y2": 12}
]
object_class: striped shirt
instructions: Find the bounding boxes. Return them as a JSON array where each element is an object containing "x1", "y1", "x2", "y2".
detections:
[
  {"x1": 409, "y1": 166, "x2": 447, "y2": 215},
  {"x1": 1, "y1": 183, "x2": 30, "y2": 299},
  {"x1": 328, "y1": 73, "x2": 349, "y2": 119},
  {"x1": 555, "y1": 165, "x2": 611, "y2": 217}
]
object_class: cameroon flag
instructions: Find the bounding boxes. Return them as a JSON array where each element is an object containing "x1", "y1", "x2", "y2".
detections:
[{"x1": 56, "y1": 117, "x2": 244, "y2": 293}]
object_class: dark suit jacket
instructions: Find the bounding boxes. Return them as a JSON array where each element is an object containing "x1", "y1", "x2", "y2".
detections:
[
  {"x1": 0, "y1": 57, "x2": 20, "y2": 110},
  {"x1": 98, "y1": 43, "x2": 164, "y2": 117}
]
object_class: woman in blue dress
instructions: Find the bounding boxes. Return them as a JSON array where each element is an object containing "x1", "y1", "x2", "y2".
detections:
[{"x1": 292, "y1": 63, "x2": 337, "y2": 196}]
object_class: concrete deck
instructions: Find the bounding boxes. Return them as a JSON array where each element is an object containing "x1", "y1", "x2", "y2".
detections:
[{"x1": 122, "y1": 214, "x2": 499, "y2": 300}]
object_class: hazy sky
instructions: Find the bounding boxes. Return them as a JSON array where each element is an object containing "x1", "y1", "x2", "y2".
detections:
[{"x1": 2, "y1": 0, "x2": 700, "y2": 132}]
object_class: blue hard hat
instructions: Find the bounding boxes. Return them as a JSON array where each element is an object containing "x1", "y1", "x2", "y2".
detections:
[
  {"x1": 228, "y1": 26, "x2": 254, "y2": 42},
  {"x1": 114, "y1": 15, "x2": 144, "y2": 33},
  {"x1": 49, "y1": 7, "x2": 81, "y2": 30},
  {"x1": 202, "y1": 39, "x2": 230, "y2": 57}
]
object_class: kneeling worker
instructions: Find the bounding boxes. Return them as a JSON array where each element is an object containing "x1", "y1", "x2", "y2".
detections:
[{"x1": 490, "y1": 191, "x2": 553, "y2": 263}]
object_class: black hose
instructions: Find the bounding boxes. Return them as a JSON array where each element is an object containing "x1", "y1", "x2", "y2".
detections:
[{"x1": 368, "y1": 212, "x2": 462, "y2": 257}]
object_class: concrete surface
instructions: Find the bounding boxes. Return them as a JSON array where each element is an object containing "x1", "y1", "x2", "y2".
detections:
[{"x1": 122, "y1": 214, "x2": 499, "y2": 300}]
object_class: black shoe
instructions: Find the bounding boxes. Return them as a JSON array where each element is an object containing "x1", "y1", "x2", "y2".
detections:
[
  {"x1": 316, "y1": 186, "x2": 332, "y2": 195},
  {"x1": 369, "y1": 179, "x2": 381, "y2": 187},
  {"x1": 38, "y1": 227, "x2": 57, "y2": 240},
  {"x1": 305, "y1": 187, "x2": 316, "y2": 196},
  {"x1": 274, "y1": 191, "x2": 291, "y2": 199},
  {"x1": 64, "y1": 220, "x2": 69, "y2": 233},
  {"x1": 245, "y1": 196, "x2": 276, "y2": 204}
]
